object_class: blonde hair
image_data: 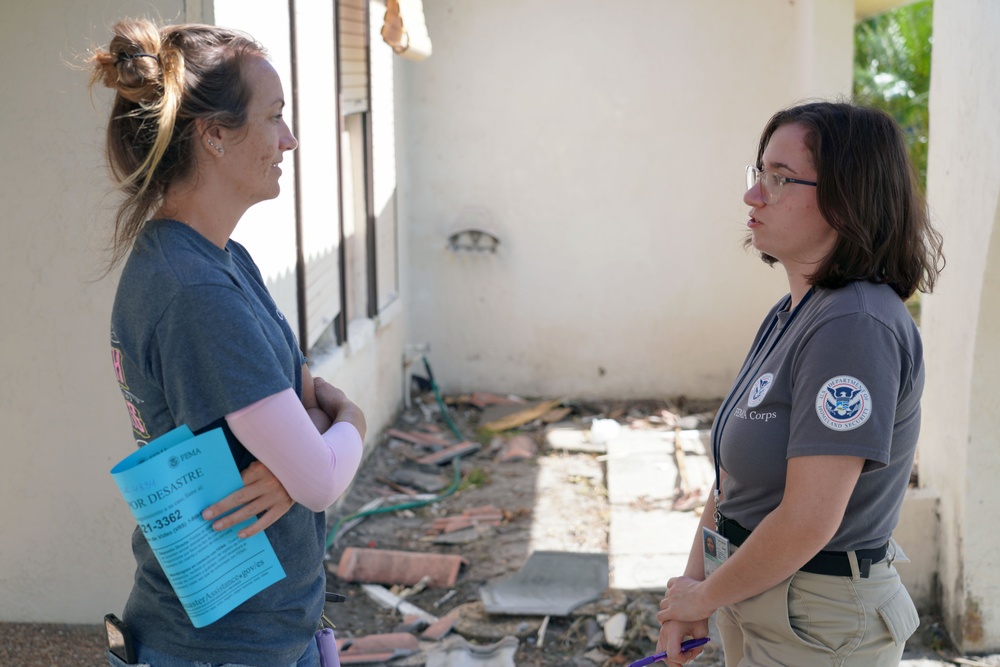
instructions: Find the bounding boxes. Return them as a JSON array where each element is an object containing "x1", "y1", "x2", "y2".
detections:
[{"x1": 89, "y1": 19, "x2": 265, "y2": 268}]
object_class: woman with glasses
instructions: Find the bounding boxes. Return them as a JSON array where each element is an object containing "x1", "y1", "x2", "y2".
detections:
[
  {"x1": 655, "y1": 102, "x2": 944, "y2": 666},
  {"x1": 91, "y1": 18, "x2": 366, "y2": 666}
]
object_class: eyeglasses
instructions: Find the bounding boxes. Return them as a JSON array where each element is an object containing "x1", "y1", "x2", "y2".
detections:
[{"x1": 746, "y1": 165, "x2": 817, "y2": 205}]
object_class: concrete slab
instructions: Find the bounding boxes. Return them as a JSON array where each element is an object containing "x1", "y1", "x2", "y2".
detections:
[
  {"x1": 609, "y1": 502, "x2": 697, "y2": 590},
  {"x1": 606, "y1": 430, "x2": 707, "y2": 591},
  {"x1": 611, "y1": 552, "x2": 691, "y2": 591},
  {"x1": 609, "y1": 507, "x2": 700, "y2": 556},
  {"x1": 544, "y1": 425, "x2": 607, "y2": 453},
  {"x1": 605, "y1": 430, "x2": 678, "y2": 505}
]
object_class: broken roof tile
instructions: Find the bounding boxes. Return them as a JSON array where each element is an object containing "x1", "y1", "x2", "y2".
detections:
[
  {"x1": 386, "y1": 428, "x2": 453, "y2": 448},
  {"x1": 427, "y1": 505, "x2": 504, "y2": 535},
  {"x1": 415, "y1": 441, "x2": 481, "y2": 466},
  {"x1": 337, "y1": 547, "x2": 467, "y2": 588},
  {"x1": 424, "y1": 635, "x2": 518, "y2": 667},
  {"x1": 420, "y1": 612, "x2": 457, "y2": 641},
  {"x1": 336, "y1": 632, "x2": 420, "y2": 664},
  {"x1": 496, "y1": 435, "x2": 537, "y2": 462},
  {"x1": 479, "y1": 551, "x2": 609, "y2": 616}
]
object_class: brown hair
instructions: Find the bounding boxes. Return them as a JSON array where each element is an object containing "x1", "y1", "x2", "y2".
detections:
[
  {"x1": 89, "y1": 19, "x2": 265, "y2": 268},
  {"x1": 752, "y1": 101, "x2": 944, "y2": 299}
]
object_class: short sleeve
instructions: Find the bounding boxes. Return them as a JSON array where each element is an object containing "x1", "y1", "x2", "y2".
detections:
[
  {"x1": 152, "y1": 284, "x2": 295, "y2": 431},
  {"x1": 788, "y1": 313, "x2": 905, "y2": 469}
]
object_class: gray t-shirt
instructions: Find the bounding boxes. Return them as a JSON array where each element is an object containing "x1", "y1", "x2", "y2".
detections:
[
  {"x1": 714, "y1": 281, "x2": 923, "y2": 552},
  {"x1": 110, "y1": 220, "x2": 322, "y2": 666}
]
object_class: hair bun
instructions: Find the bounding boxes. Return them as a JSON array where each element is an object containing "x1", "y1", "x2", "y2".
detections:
[
  {"x1": 113, "y1": 53, "x2": 163, "y2": 104},
  {"x1": 92, "y1": 19, "x2": 165, "y2": 105}
]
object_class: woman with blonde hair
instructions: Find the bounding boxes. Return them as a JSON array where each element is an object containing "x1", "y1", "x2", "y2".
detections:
[{"x1": 91, "y1": 18, "x2": 365, "y2": 667}]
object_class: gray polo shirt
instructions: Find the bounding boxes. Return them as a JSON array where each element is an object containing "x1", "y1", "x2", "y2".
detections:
[{"x1": 714, "y1": 281, "x2": 923, "y2": 552}]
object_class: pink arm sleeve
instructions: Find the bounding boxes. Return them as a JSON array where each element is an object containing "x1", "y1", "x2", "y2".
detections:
[{"x1": 225, "y1": 388, "x2": 364, "y2": 512}]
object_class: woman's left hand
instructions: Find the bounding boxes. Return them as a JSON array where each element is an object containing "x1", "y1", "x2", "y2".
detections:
[
  {"x1": 201, "y1": 461, "x2": 294, "y2": 538},
  {"x1": 657, "y1": 618, "x2": 710, "y2": 666},
  {"x1": 657, "y1": 576, "x2": 714, "y2": 624}
]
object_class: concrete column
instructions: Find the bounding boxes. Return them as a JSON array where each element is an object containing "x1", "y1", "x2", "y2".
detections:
[{"x1": 920, "y1": 0, "x2": 1000, "y2": 652}]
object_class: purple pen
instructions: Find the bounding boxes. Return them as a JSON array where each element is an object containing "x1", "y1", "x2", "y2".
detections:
[{"x1": 627, "y1": 637, "x2": 711, "y2": 667}]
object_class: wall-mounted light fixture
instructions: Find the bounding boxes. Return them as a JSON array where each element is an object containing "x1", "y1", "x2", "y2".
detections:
[
  {"x1": 447, "y1": 228, "x2": 500, "y2": 253},
  {"x1": 447, "y1": 207, "x2": 500, "y2": 253}
]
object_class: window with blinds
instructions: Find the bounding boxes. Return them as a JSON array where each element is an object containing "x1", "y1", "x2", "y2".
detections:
[
  {"x1": 293, "y1": 0, "x2": 342, "y2": 351},
  {"x1": 370, "y1": 0, "x2": 400, "y2": 311},
  {"x1": 339, "y1": 0, "x2": 369, "y2": 115},
  {"x1": 217, "y1": 0, "x2": 404, "y2": 353}
]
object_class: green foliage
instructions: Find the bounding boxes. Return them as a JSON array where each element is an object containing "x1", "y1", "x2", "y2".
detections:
[
  {"x1": 459, "y1": 466, "x2": 490, "y2": 491},
  {"x1": 853, "y1": 0, "x2": 933, "y2": 186}
]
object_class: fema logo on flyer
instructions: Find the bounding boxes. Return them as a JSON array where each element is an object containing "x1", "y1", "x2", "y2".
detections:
[
  {"x1": 747, "y1": 373, "x2": 774, "y2": 408},
  {"x1": 815, "y1": 376, "x2": 872, "y2": 431}
]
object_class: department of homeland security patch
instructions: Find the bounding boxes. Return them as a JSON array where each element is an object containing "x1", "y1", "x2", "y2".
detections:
[
  {"x1": 815, "y1": 376, "x2": 872, "y2": 431},
  {"x1": 747, "y1": 373, "x2": 774, "y2": 408}
]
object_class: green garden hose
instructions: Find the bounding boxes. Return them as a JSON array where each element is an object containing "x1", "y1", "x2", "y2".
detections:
[{"x1": 325, "y1": 356, "x2": 467, "y2": 549}]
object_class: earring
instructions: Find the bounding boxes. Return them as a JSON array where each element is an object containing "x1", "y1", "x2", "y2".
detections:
[{"x1": 207, "y1": 140, "x2": 223, "y2": 154}]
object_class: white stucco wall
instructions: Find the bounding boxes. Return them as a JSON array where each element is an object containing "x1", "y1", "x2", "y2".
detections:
[
  {"x1": 0, "y1": 0, "x2": 406, "y2": 624},
  {"x1": 399, "y1": 0, "x2": 854, "y2": 399},
  {"x1": 920, "y1": 0, "x2": 1000, "y2": 651},
  {"x1": 0, "y1": 0, "x2": 189, "y2": 623}
]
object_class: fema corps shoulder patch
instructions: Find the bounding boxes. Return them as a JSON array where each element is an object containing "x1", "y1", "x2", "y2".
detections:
[
  {"x1": 815, "y1": 376, "x2": 872, "y2": 431},
  {"x1": 747, "y1": 373, "x2": 774, "y2": 408}
]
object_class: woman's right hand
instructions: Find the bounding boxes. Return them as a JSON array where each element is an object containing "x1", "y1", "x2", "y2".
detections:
[
  {"x1": 313, "y1": 377, "x2": 367, "y2": 441},
  {"x1": 657, "y1": 618, "x2": 711, "y2": 666},
  {"x1": 201, "y1": 461, "x2": 294, "y2": 538}
]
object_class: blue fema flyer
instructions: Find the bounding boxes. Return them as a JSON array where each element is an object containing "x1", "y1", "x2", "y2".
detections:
[{"x1": 110, "y1": 425, "x2": 286, "y2": 628}]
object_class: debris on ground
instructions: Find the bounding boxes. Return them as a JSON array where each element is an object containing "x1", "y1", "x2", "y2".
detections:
[
  {"x1": 322, "y1": 390, "x2": 721, "y2": 666},
  {"x1": 317, "y1": 389, "x2": 950, "y2": 666}
]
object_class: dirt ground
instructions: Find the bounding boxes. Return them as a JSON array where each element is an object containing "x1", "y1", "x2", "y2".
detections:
[{"x1": 319, "y1": 390, "x2": 961, "y2": 667}]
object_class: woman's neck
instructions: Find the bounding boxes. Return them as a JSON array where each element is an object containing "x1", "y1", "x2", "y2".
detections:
[
  {"x1": 786, "y1": 270, "x2": 813, "y2": 310},
  {"x1": 158, "y1": 181, "x2": 245, "y2": 249}
]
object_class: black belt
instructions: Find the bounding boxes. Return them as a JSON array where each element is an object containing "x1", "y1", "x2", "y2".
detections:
[{"x1": 716, "y1": 515, "x2": 887, "y2": 579}]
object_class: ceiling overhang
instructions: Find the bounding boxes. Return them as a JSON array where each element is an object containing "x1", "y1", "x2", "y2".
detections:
[{"x1": 855, "y1": 0, "x2": 922, "y2": 21}]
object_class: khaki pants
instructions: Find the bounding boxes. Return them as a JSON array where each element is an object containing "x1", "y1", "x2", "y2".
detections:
[{"x1": 716, "y1": 552, "x2": 919, "y2": 666}]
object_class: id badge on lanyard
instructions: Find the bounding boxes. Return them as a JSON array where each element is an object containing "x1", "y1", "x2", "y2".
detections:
[{"x1": 702, "y1": 526, "x2": 729, "y2": 577}]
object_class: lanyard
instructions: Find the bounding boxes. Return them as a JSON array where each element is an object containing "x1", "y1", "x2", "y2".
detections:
[{"x1": 712, "y1": 288, "x2": 814, "y2": 512}]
